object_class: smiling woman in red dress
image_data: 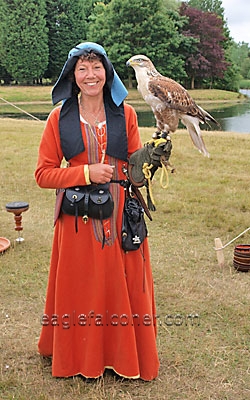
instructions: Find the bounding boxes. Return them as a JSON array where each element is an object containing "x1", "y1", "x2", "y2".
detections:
[{"x1": 35, "y1": 42, "x2": 159, "y2": 381}]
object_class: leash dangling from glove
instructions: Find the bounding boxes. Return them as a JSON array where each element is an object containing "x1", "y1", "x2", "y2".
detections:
[{"x1": 128, "y1": 134, "x2": 173, "y2": 211}]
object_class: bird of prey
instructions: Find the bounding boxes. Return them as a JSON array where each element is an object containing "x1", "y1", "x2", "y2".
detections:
[{"x1": 126, "y1": 55, "x2": 219, "y2": 157}]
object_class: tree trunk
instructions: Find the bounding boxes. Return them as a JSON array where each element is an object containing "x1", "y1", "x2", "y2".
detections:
[
  {"x1": 191, "y1": 76, "x2": 195, "y2": 89},
  {"x1": 128, "y1": 74, "x2": 133, "y2": 89}
]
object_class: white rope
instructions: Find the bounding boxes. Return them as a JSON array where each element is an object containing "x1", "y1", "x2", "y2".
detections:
[
  {"x1": 0, "y1": 96, "x2": 42, "y2": 121},
  {"x1": 214, "y1": 226, "x2": 250, "y2": 251}
]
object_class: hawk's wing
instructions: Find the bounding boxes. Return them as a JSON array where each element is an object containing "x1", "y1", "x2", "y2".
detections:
[
  {"x1": 148, "y1": 77, "x2": 211, "y2": 157},
  {"x1": 148, "y1": 76, "x2": 204, "y2": 120},
  {"x1": 126, "y1": 54, "x2": 219, "y2": 157}
]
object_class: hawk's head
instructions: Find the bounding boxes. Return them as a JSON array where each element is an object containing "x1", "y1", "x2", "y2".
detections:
[
  {"x1": 126, "y1": 55, "x2": 158, "y2": 78},
  {"x1": 126, "y1": 55, "x2": 153, "y2": 70}
]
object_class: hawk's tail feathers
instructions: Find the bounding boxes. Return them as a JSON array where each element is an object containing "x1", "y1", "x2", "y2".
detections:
[
  {"x1": 197, "y1": 105, "x2": 220, "y2": 128},
  {"x1": 181, "y1": 115, "x2": 210, "y2": 158}
]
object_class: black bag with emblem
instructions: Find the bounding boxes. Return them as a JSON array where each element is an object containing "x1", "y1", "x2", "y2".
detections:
[
  {"x1": 61, "y1": 184, "x2": 114, "y2": 232},
  {"x1": 121, "y1": 196, "x2": 147, "y2": 252}
]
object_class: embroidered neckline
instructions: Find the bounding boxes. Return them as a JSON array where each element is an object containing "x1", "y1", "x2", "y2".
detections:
[{"x1": 80, "y1": 114, "x2": 106, "y2": 129}]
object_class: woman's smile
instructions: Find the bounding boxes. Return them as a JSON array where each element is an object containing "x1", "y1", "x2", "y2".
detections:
[{"x1": 75, "y1": 59, "x2": 106, "y2": 96}]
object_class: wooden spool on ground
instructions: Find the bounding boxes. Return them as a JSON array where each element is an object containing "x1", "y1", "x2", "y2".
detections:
[
  {"x1": 5, "y1": 201, "x2": 29, "y2": 242},
  {"x1": 233, "y1": 244, "x2": 250, "y2": 272}
]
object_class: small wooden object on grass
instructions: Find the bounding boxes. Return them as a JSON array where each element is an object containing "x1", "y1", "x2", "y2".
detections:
[
  {"x1": 5, "y1": 201, "x2": 29, "y2": 243},
  {"x1": 214, "y1": 237, "x2": 225, "y2": 267}
]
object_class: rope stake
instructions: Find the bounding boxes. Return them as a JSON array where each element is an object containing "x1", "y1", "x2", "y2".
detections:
[{"x1": 214, "y1": 226, "x2": 250, "y2": 251}]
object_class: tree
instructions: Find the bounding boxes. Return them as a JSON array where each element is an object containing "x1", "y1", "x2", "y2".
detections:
[
  {"x1": 230, "y1": 42, "x2": 250, "y2": 80},
  {"x1": 0, "y1": 0, "x2": 49, "y2": 84},
  {"x1": 180, "y1": 3, "x2": 228, "y2": 88},
  {"x1": 188, "y1": 0, "x2": 224, "y2": 15},
  {"x1": 188, "y1": 0, "x2": 232, "y2": 45},
  {"x1": 87, "y1": 0, "x2": 191, "y2": 86},
  {"x1": 0, "y1": 64, "x2": 12, "y2": 85},
  {"x1": 187, "y1": 0, "x2": 241, "y2": 90},
  {"x1": 44, "y1": 0, "x2": 87, "y2": 82}
]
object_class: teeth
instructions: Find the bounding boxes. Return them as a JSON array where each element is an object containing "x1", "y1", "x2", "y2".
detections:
[{"x1": 87, "y1": 82, "x2": 97, "y2": 86}]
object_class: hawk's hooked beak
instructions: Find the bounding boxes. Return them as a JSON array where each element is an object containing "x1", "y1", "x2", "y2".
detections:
[
  {"x1": 126, "y1": 58, "x2": 137, "y2": 67},
  {"x1": 126, "y1": 55, "x2": 148, "y2": 68}
]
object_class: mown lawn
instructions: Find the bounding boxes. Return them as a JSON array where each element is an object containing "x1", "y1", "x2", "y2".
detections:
[{"x1": 1, "y1": 116, "x2": 250, "y2": 399}]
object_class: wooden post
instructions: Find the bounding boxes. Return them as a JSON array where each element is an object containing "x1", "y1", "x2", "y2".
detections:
[{"x1": 214, "y1": 238, "x2": 225, "y2": 267}]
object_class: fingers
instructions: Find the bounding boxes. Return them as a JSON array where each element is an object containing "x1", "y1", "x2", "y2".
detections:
[{"x1": 88, "y1": 164, "x2": 115, "y2": 184}]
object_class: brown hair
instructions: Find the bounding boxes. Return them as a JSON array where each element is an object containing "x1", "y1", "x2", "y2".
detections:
[{"x1": 78, "y1": 51, "x2": 103, "y2": 63}]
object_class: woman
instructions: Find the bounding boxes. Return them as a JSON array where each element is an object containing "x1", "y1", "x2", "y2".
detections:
[{"x1": 35, "y1": 42, "x2": 159, "y2": 381}]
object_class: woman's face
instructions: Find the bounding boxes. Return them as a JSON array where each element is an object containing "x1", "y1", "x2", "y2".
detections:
[{"x1": 74, "y1": 58, "x2": 106, "y2": 97}]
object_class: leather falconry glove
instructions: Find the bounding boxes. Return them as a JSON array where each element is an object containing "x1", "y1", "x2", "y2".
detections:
[{"x1": 128, "y1": 135, "x2": 172, "y2": 210}]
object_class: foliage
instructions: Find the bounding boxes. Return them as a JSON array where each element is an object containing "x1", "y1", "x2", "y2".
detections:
[
  {"x1": 0, "y1": 0, "x2": 49, "y2": 84},
  {"x1": 87, "y1": 0, "x2": 190, "y2": 84},
  {"x1": 162, "y1": 0, "x2": 181, "y2": 9},
  {"x1": 180, "y1": 2, "x2": 228, "y2": 88},
  {"x1": 186, "y1": 0, "x2": 240, "y2": 91},
  {"x1": 188, "y1": 0, "x2": 232, "y2": 45},
  {"x1": 212, "y1": 51, "x2": 240, "y2": 92},
  {"x1": 0, "y1": 0, "x2": 249, "y2": 91},
  {"x1": 230, "y1": 42, "x2": 250, "y2": 80},
  {"x1": 44, "y1": 0, "x2": 87, "y2": 82},
  {"x1": 214, "y1": 41, "x2": 250, "y2": 92},
  {"x1": 188, "y1": 0, "x2": 224, "y2": 15},
  {"x1": 0, "y1": 64, "x2": 12, "y2": 85}
]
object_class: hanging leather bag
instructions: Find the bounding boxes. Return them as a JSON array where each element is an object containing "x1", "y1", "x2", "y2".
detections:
[
  {"x1": 61, "y1": 184, "x2": 114, "y2": 232},
  {"x1": 121, "y1": 194, "x2": 148, "y2": 252}
]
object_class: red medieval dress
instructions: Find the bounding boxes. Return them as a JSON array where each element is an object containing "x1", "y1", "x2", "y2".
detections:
[{"x1": 35, "y1": 103, "x2": 159, "y2": 380}]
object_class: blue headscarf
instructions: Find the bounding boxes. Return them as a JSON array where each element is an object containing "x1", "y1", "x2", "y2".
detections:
[
  {"x1": 52, "y1": 42, "x2": 128, "y2": 106},
  {"x1": 52, "y1": 42, "x2": 128, "y2": 161}
]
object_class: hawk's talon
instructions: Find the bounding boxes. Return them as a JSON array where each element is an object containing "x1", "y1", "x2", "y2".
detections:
[
  {"x1": 152, "y1": 131, "x2": 161, "y2": 139},
  {"x1": 161, "y1": 131, "x2": 168, "y2": 139}
]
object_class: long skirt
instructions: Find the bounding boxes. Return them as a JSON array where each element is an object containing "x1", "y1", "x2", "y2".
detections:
[{"x1": 38, "y1": 212, "x2": 159, "y2": 381}]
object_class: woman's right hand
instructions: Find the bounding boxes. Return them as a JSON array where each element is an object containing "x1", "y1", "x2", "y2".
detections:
[{"x1": 88, "y1": 163, "x2": 115, "y2": 184}]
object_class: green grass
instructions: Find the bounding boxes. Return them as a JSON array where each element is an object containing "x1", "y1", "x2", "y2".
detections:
[
  {"x1": 0, "y1": 85, "x2": 52, "y2": 102},
  {"x1": 0, "y1": 86, "x2": 247, "y2": 119},
  {"x1": 1, "y1": 117, "x2": 250, "y2": 399},
  {"x1": 240, "y1": 79, "x2": 250, "y2": 89},
  {"x1": 127, "y1": 88, "x2": 245, "y2": 103},
  {"x1": 0, "y1": 85, "x2": 246, "y2": 103}
]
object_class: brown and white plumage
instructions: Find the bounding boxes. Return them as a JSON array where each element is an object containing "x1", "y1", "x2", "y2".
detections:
[{"x1": 126, "y1": 54, "x2": 219, "y2": 157}]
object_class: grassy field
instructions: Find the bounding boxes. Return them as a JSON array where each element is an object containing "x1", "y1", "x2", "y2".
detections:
[
  {"x1": 0, "y1": 85, "x2": 246, "y2": 103},
  {"x1": 0, "y1": 111, "x2": 250, "y2": 399},
  {"x1": 0, "y1": 85, "x2": 247, "y2": 118}
]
